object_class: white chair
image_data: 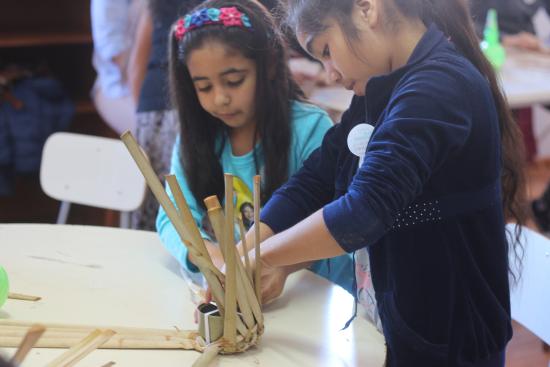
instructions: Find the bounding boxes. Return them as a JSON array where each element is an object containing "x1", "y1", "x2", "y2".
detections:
[
  {"x1": 508, "y1": 224, "x2": 550, "y2": 346},
  {"x1": 40, "y1": 132, "x2": 146, "y2": 228}
]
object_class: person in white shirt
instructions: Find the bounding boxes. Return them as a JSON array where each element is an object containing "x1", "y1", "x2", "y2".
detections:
[{"x1": 90, "y1": 0, "x2": 144, "y2": 135}]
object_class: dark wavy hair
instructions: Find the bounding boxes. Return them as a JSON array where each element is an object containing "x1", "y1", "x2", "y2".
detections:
[
  {"x1": 285, "y1": 0, "x2": 527, "y2": 277},
  {"x1": 169, "y1": 0, "x2": 303, "y2": 208}
]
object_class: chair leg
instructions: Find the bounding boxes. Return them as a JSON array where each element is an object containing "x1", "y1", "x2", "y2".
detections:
[
  {"x1": 120, "y1": 211, "x2": 130, "y2": 229},
  {"x1": 56, "y1": 202, "x2": 71, "y2": 224}
]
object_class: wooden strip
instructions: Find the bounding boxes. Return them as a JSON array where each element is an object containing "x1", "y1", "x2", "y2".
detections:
[
  {"x1": 8, "y1": 292, "x2": 41, "y2": 301},
  {"x1": 120, "y1": 132, "x2": 226, "y2": 315},
  {"x1": 204, "y1": 196, "x2": 226, "y2": 260},
  {"x1": 165, "y1": 175, "x2": 226, "y2": 316},
  {"x1": 223, "y1": 174, "x2": 237, "y2": 350},
  {"x1": 0, "y1": 336, "x2": 199, "y2": 350},
  {"x1": 0, "y1": 328, "x2": 197, "y2": 342},
  {"x1": 0, "y1": 320, "x2": 194, "y2": 337},
  {"x1": 120, "y1": 132, "x2": 219, "y2": 277},
  {"x1": 10, "y1": 324, "x2": 45, "y2": 365},
  {"x1": 45, "y1": 329, "x2": 115, "y2": 367},
  {"x1": 253, "y1": 175, "x2": 262, "y2": 305},
  {"x1": 165, "y1": 175, "x2": 223, "y2": 280},
  {"x1": 237, "y1": 218, "x2": 252, "y2": 283},
  {"x1": 205, "y1": 196, "x2": 257, "y2": 331},
  {"x1": 192, "y1": 344, "x2": 220, "y2": 367},
  {"x1": 237, "y1": 260, "x2": 264, "y2": 327}
]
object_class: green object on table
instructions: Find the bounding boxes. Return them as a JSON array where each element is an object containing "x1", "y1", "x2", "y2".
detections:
[
  {"x1": 480, "y1": 8, "x2": 506, "y2": 70},
  {"x1": 0, "y1": 266, "x2": 9, "y2": 308}
]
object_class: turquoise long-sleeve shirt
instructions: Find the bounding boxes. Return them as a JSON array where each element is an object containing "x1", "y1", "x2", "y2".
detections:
[{"x1": 156, "y1": 101, "x2": 354, "y2": 293}]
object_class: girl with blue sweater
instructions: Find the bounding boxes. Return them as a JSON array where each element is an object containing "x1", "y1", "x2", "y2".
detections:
[
  {"x1": 244, "y1": 0, "x2": 527, "y2": 365},
  {"x1": 156, "y1": 0, "x2": 354, "y2": 303}
]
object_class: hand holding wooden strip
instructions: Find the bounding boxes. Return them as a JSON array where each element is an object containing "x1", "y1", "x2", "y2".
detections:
[
  {"x1": 205, "y1": 197, "x2": 263, "y2": 328},
  {"x1": 165, "y1": 175, "x2": 223, "y2": 280},
  {"x1": 120, "y1": 131, "x2": 219, "y2": 275}
]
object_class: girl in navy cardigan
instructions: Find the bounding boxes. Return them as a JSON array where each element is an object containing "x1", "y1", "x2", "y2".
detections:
[{"x1": 239, "y1": 0, "x2": 527, "y2": 365}]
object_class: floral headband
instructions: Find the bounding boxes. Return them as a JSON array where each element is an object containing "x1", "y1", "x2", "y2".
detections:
[{"x1": 174, "y1": 7, "x2": 252, "y2": 41}]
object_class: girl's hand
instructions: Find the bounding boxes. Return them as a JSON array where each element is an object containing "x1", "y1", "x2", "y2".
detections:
[
  {"x1": 259, "y1": 264, "x2": 291, "y2": 305},
  {"x1": 188, "y1": 240, "x2": 225, "y2": 271},
  {"x1": 247, "y1": 250, "x2": 295, "y2": 305}
]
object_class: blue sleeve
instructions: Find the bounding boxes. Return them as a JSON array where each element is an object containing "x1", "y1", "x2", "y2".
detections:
[
  {"x1": 324, "y1": 68, "x2": 472, "y2": 252},
  {"x1": 91, "y1": 0, "x2": 130, "y2": 59},
  {"x1": 156, "y1": 138, "x2": 211, "y2": 272},
  {"x1": 285, "y1": 104, "x2": 355, "y2": 292},
  {"x1": 309, "y1": 253, "x2": 355, "y2": 294},
  {"x1": 291, "y1": 107, "x2": 333, "y2": 165}
]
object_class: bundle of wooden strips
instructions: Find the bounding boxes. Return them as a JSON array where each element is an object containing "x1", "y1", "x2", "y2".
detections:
[
  {"x1": 120, "y1": 132, "x2": 263, "y2": 359},
  {"x1": 45, "y1": 329, "x2": 115, "y2": 367},
  {"x1": 0, "y1": 320, "x2": 204, "y2": 351}
]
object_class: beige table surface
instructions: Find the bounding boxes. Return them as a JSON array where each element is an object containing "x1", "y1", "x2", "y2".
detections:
[{"x1": 0, "y1": 224, "x2": 385, "y2": 367}]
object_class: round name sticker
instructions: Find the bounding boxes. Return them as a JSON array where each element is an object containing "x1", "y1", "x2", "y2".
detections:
[{"x1": 347, "y1": 123, "x2": 374, "y2": 167}]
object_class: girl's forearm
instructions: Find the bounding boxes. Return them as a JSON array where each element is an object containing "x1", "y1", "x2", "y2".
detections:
[{"x1": 261, "y1": 209, "x2": 346, "y2": 267}]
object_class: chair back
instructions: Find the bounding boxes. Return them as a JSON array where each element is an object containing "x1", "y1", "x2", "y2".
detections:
[{"x1": 40, "y1": 132, "x2": 146, "y2": 212}]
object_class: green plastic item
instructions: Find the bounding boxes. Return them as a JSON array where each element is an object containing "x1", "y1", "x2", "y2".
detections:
[
  {"x1": 0, "y1": 266, "x2": 9, "y2": 308},
  {"x1": 480, "y1": 8, "x2": 506, "y2": 70}
]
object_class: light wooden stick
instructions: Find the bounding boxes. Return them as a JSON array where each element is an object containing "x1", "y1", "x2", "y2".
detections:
[
  {"x1": 0, "y1": 320, "x2": 193, "y2": 337},
  {"x1": 8, "y1": 292, "x2": 41, "y2": 301},
  {"x1": 204, "y1": 196, "x2": 227, "y2": 261},
  {"x1": 120, "y1": 132, "x2": 220, "y2": 277},
  {"x1": 10, "y1": 324, "x2": 45, "y2": 365},
  {"x1": 204, "y1": 197, "x2": 261, "y2": 330},
  {"x1": 0, "y1": 335, "x2": 199, "y2": 350},
  {"x1": 0, "y1": 322, "x2": 203, "y2": 350},
  {"x1": 99, "y1": 362, "x2": 115, "y2": 367},
  {"x1": 253, "y1": 175, "x2": 262, "y2": 305},
  {"x1": 165, "y1": 175, "x2": 222, "y2": 280},
  {"x1": 120, "y1": 132, "x2": 249, "y2": 340},
  {"x1": 192, "y1": 344, "x2": 220, "y2": 367},
  {"x1": 120, "y1": 132, "x2": 227, "y2": 317},
  {"x1": 0, "y1": 321, "x2": 248, "y2": 351},
  {"x1": 165, "y1": 175, "x2": 226, "y2": 316},
  {"x1": 46, "y1": 329, "x2": 115, "y2": 367},
  {"x1": 237, "y1": 218, "x2": 252, "y2": 283},
  {"x1": 223, "y1": 174, "x2": 237, "y2": 350}
]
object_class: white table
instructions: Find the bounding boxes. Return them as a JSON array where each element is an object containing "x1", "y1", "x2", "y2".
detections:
[
  {"x1": 309, "y1": 49, "x2": 550, "y2": 114},
  {"x1": 0, "y1": 224, "x2": 386, "y2": 367},
  {"x1": 501, "y1": 49, "x2": 550, "y2": 109}
]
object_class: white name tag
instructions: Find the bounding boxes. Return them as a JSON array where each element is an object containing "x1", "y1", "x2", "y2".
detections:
[{"x1": 347, "y1": 123, "x2": 374, "y2": 168}]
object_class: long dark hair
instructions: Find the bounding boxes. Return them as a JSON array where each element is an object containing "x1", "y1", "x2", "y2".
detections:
[
  {"x1": 286, "y1": 0, "x2": 527, "y2": 275},
  {"x1": 169, "y1": 0, "x2": 303, "y2": 208}
]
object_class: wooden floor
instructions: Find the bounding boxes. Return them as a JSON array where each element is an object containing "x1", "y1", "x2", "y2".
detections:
[
  {"x1": 506, "y1": 161, "x2": 550, "y2": 367},
  {"x1": 507, "y1": 321, "x2": 550, "y2": 366}
]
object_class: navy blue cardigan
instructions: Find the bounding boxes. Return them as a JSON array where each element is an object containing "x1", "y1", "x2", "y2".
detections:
[{"x1": 261, "y1": 25, "x2": 512, "y2": 366}]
